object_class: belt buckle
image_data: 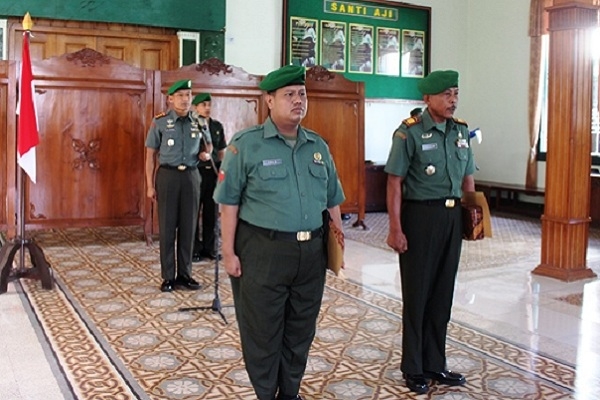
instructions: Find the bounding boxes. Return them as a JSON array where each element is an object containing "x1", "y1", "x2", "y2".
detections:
[
  {"x1": 445, "y1": 199, "x2": 455, "y2": 208},
  {"x1": 296, "y1": 231, "x2": 311, "y2": 241},
  {"x1": 177, "y1": 165, "x2": 187, "y2": 171}
]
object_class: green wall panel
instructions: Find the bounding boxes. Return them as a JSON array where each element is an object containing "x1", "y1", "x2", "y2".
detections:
[
  {"x1": 284, "y1": 0, "x2": 430, "y2": 99},
  {"x1": 0, "y1": 0, "x2": 225, "y2": 31}
]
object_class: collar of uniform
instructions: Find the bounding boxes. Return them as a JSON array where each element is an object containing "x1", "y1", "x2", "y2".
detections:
[
  {"x1": 421, "y1": 109, "x2": 449, "y2": 134},
  {"x1": 167, "y1": 108, "x2": 194, "y2": 121},
  {"x1": 263, "y1": 116, "x2": 315, "y2": 143}
]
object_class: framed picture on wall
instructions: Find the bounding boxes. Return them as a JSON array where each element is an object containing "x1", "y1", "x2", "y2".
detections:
[
  {"x1": 0, "y1": 19, "x2": 7, "y2": 60},
  {"x1": 289, "y1": 17, "x2": 319, "y2": 68},
  {"x1": 401, "y1": 29, "x2": 425, "y2": 78},
  {"x1": 348, "y1": 24, "x2": 374, "y2": 74},
  {"x1": 321, "y1": 20, "x2": 346, "y2": 72},
  {"x1": 376, "y1": 27, "x2": 400, "y2": 76}
]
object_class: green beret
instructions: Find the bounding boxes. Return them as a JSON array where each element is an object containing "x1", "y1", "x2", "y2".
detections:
[
  {"x1": 167, "y1": 79, "x2": 192, "y2": 95},
  {"x1": 192, "y1": 93, "x2": 211, "y2": 105},
  {"x1": 417, "y1": 70, "x2": 459, "y2": 95},
  {"x1": 259, "y1": 65, "x2": 306, "y2": 92}
]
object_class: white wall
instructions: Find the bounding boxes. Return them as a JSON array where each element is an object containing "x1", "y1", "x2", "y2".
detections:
[{"x1": 225, "y1": 0, "x2": 533, "y2": 185}]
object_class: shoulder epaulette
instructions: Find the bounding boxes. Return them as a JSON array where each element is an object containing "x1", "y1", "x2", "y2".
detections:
[
  {"x1": 452, "y1": 117, "x2": 468, "y2": 127},
  {"x1": 402, "y1": 116, "x2": 421, "y2": 128},
  {"x1": 154, "y1": 112, "x2": 168, "y2": 119}
]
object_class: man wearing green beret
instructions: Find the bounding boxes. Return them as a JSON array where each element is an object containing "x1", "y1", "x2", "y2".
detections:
[
  {"x1": 145, "y1": 79, "x2": 213, "y2": 293},
  {"x1": 214, "y1": 64, "x2": 345, "y2": 400},
  {"x1": 385, "y1": 70, "x2": 474, "y2": 394},
  {"x1": 190, "y1": 92, "x2": 227, "y2": 262}
]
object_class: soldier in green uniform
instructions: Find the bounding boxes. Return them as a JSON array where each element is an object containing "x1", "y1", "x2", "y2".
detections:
[
  {"x1": 385, "y1": 70, "x2": 475, "y2": 394},
  {"x1": 145, "y1": 79, "x2": 213, "y2": 293},
  {"x1": 214, "y1": 65, "x2": 345, "y2": 400}
]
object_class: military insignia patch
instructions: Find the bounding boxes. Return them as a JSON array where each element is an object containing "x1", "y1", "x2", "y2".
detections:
[
  {"x1": 154, "y1": 112, "x2": 167, "y2": 119},
  {"x1": 227, "y1": 145, "x2": 238, "y2": 155},
  {"x1": 394, "y1": 129, "x2": 407, "y2": 140}
]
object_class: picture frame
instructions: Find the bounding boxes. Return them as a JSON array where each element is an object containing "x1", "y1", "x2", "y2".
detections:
[
  {"x1": 376, "y1": 27, "x2": 400, "y2": 76},
  {"x1": 401, "y1": 29, "x2": 425, "y2": 78},
  {"x1": 348, "y1": 23, "x2": 373, "y2": 74},
  {"x1": 320, "y1": 20, "x2": 346, "y2": 72},
  {"x1": 289, "y1": 17, "x2": 319, "y2": 68}
]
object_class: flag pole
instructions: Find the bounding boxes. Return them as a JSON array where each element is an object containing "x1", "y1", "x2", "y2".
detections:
[{"x1": 0, "y1": 12, "x2": 53, "y2": 294}]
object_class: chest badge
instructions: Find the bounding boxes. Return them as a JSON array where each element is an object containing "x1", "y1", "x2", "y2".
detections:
[
  {"x1": 425, "y1": 164, "x2": 436, "y2": 175},
  {"x1": 313, "y1": 152, "x2": 323, "y2": 164},
  {"x1": 167, "y1": 138, "x2": 175, "y2": 146},
  {"x1": 166, "y1": 119, "x2": 175, "y2": 129},
  {"x1": 422, "y1": 132, "x2": 433, "y2": 139}
]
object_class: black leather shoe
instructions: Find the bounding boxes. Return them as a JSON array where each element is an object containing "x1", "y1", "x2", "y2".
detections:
[
  {"x1": 174, "y1": 276, "x2": 201, "y2": 290},
  {"x1": 192, "y1": 253, "x2": 202, "y2": 263},
  {"x1": 424, "y1": 370, "x2": 466, "y2": 386},
  {"x1": 403, "y1": 373, "x2": 429, "y2": 394},
  {"x1": 160, "y1": 280, "x2": 174, "y2": 292}
]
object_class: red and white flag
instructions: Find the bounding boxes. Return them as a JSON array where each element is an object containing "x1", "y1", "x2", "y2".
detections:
[{"x1": 17, "y1": 30, "x2": 39, "y2": 184}]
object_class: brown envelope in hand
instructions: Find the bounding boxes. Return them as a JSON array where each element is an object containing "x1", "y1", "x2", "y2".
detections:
[
  {"x1": 327, "y1": 217, "x2": 345, "y2": 277},
  {"x1": 461, "y1": 191, "x2": 492, "y2": 239},
  {"x1": 323, "y1": 209, "x2": 344, "y2": 278}
]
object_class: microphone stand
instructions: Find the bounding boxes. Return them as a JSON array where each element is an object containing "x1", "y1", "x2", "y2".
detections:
[{"x1": 179, "y1": 117, "x2": 232, "y2": 324}]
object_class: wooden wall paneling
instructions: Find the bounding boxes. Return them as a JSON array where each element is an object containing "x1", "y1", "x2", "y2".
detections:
[
  {"x1": 96, "y1": 37, "x2": 134, "y2": 64},
  {"x1": 0, "y1": 61, "x2": 17, "y2": 236},
  {"x1": 145, "y1": 58, "x2": 266, "y2": 238},
  {"x1": 8, "y1": 18, "x2": 178, "y2": 70},
  {"x1": 27, "y1": 48, "x2": 154, "y2": 229},
  {"x1": 304, "y1": 66, "x2": 366, "y2": 226}
]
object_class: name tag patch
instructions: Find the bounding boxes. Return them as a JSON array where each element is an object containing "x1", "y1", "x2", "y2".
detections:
[
  {"x1": 422, "y1": 143, "x2": 438, "y2": 151},
  {"x1": 262, "y1": 159, "x2": 283, "y2": 166}
]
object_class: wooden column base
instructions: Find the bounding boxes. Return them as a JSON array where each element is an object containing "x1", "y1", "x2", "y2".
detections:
[
  {"x1": 534, "y1": 216, "x2": 597, "y2": 282},
  {"x1": 532, "y1": 263, "x2": 596, "y2": 282}
]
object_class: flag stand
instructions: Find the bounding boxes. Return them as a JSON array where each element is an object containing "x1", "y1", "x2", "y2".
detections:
[
  {"x1": 0, "y1": 13, "x2": 53, "y2": 294},
  {"x1": 0, "y1": 168, "x2": 53, "y2": 294}
]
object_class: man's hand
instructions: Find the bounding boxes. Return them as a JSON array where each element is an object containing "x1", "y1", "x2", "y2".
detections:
[
  {"x1": 387, "y1": 230, "x2": 408, "y2": 253},
  {"x1": 223, "y1": 253, "x2": 242, "y2": 277}
]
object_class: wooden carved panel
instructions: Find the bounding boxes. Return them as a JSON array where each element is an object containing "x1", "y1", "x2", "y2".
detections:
[
  {"x1": 8, "y1": 18, "x2": 178, "y2": 70},
  {"x1": 25, "y1": 49, "x2": 154, "y2": 229}
]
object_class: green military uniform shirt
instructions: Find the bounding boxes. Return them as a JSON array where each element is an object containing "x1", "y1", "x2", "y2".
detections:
[
  {"x1": 384, "y1": 109, "x2": 475, "y2": 200},
  {"x1": 214, "y1": 117, "x2": 345, "y2": 231},
  {"x1": 145, "y1": 109, "x2": 211, "y2": 167}
]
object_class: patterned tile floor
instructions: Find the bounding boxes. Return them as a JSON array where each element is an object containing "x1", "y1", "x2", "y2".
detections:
[{"x1": 1, "y1": 213, "x2": 599, "y2": 399}]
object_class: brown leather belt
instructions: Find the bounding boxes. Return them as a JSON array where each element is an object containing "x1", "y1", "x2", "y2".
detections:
[{"x1": 239, "y1": 220, "x2": 323, "y2": 242}]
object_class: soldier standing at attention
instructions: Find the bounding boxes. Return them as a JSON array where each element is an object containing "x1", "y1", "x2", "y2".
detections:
[
  {"x1": 385, "y1": 70, "x2": 474, "y2": 394},
  {"x1": 145, "y1": 79, "x2": 213, "y2": 293},
  {"x1": 214, "y1": 65, "x2": 345, "y2": 400},
  {"x1": 191, "y1": 92, "x2": 227, "y2": 262}
]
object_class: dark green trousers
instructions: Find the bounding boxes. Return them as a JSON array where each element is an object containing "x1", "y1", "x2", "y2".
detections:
[
  {"x1": 399, "y1": 202, "x2": 462, "y2": 375},
  {"x1": 231, "y1": 221, "x2": 327, "y2": 400},
  {"x1": 156, "y1": 167, "x2": 201, "y2": 281}
]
